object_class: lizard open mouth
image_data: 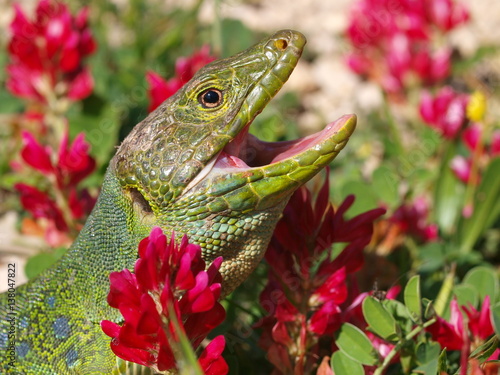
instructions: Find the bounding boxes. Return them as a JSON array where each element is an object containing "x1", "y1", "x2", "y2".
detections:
[
  {"x1": 217, "y1": 115, "x2": 354, "y2": 169},
  {"x1": 184, "y1": 114, "x2": 356, "y2": 194}
]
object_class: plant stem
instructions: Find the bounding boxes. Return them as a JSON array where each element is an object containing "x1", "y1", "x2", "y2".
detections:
[
  {"x1": 434, "y1": 263, "x2": 456, "y2": 317},
  {"x1": 373, "y1": 318, "x2": 437, "y2": 375}
]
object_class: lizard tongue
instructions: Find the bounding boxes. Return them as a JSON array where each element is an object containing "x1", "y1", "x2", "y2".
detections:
[
  {"x1": 215, "y1": 151, "x2": 250, "y2": 168},
  {"x1": 183, "y1": 115, "x2": 355, "y2": 194},
  {"x1": 217, "y1": 118, "x2": 347, "y2": 169}
]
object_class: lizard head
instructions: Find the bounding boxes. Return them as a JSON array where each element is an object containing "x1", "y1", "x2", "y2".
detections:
[{"x1": 112, "y1": 30, "x2": 356, "y2": 293}]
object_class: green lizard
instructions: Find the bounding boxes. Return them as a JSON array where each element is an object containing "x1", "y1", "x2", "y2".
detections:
[{"x1": 0, "y1": 30, "x2": 356, "y2": 374}]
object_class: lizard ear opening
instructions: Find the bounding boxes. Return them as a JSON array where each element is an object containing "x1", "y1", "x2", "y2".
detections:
[{"x1": 127, "y1": 187, "x2": 153, "y2": 214}]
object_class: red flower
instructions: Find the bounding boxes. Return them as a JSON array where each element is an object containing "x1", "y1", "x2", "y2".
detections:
[
  {"x1": 17, "y1": 128, "x2": 96, "y2": 245},
  {"x1": 462, "y1": 296, "x2": 494, "y2": 343},
  {"x1": 450, "y1": 124, "x2": 500, "y2": 184},
  {"x1": 345, "y1": 0, "x2": 469, "y2": 96},
  {"x1": 389, "y1": 197, "x2": 438, "y2": 243},
  {"x1": 428, "y1": 299, "x2": 466, "y2": 351},
  {"x1": 198, "y1": 335, "x2": 229, "y2": 375},
  {"x1": 101, "y1": 227, "x2": 227, "y2": 373},
  {"x1": 15, "y1": 183, "x2": 68, "y2": 232},
  {"x1": 7, "y1": 0, "x2": 96, "y2": 102},
  {"x1": 426, "y1": 0, "x2": 470, "y2": 31},
  {"x1": 20, "y1": 129, "x2": 96, "y2": 189},
  {"x1": 450, "y1": 155, "x2": 472, "y2": 183},
  {"x1": 428, "y1": 297, "x2": 498, "y2": 364},
  {"x1": 147, "y1": 45, "x2": 215, "y2": 112},
  {"x1": 57, "y1": 132, "x2": 96, "y2": 187},
  {"x1": 419, "y1": 86, "x2": 469, "y2": 139},
  {"x1": 258, "y1": 176, "x2": 385, "y2": 373},
  {"x1": 20, "y1": 131, "x2": 54, "y2": 174}
]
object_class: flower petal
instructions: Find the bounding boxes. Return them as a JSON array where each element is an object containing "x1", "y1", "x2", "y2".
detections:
[
  {"x1": 198, "y1": 335, "x2": 228, "y2": 375},
  {"x1": 20, "y1": 131, "x2": 54, "y2": 173}
]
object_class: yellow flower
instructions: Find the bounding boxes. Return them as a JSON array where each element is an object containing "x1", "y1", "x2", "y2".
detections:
[{"x1": 466, "y1": 91, "x2": 487, "y2": 122}]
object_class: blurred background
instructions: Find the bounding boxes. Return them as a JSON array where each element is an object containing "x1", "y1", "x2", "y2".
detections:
[{"x1": 0, "y1": 1, "x2": 499, "y2": 373}]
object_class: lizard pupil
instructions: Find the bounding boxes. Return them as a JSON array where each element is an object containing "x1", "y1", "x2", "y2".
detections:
[{"x1": 199, "y1": 89, "x2": 223, "y2": 108}]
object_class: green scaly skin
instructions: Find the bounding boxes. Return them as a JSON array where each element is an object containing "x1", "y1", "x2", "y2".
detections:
[{"x1": 0, "y1": 30, "x2": 356, "y2": 374}]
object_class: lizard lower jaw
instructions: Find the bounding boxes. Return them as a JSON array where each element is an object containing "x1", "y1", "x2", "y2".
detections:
[
  {"x1": 217, "y1": 114, "x2": 356, "y2": 169},
  {"x1": 184, "y1": 114, "x2": 356, "y2": 194}
]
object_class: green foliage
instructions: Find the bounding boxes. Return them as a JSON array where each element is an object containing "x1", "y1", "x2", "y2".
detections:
[
  {"x1": 363, "y1": 297, "x2": 399, "y2": 342},
  {"x1": 25, "y1": 248, "x2": 67, "y2": 279},
  {"x1": 404, "y1": 275, "x2": 422, "y2": 323},
  {"x1": 335, "y1": 323, "x2": 378, "y2": 365},
  {"x1": 462, "y1": 266, "x2": 499, "y2": 302},
  {"x1": 493, "y1": 304, "x2": 500, "y2": 339},
  {"x1": 433, "y1": 143, "x2": 464, "y2": 235},
  {"x1": 331, "y1": 350, "x2": 365, "y2": 375},
  {"x1": 345, "y1": 266, "x2": 500, "y2": 374},
  {"x1": 457, "y1": 158, "x2": 500, "y2": 252}
]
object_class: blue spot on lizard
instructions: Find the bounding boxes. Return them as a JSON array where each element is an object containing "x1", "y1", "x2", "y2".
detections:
[
  {"x1": 19, "y1": 316, "x2": 29, "y2": 329},
  {"x1": 16, "y1": 341, "x2": 30, "y2": 358},
  {"x1": 66, "y1": 347, "x2": 78, "y2": 367},
  {"x1": 0, "y1": 332, "x2": 7, "y2": 349},
  {"x1": 53, "y1": 317, "x2": 71, "y2": 339},
  {"x1": 47, "y1": 296, "x2": 56, "y2": 308}
]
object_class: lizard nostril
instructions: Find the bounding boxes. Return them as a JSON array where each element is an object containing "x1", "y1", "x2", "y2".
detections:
[{"x1": 274, "y1": 38, "x2": 288, "y2": 51}]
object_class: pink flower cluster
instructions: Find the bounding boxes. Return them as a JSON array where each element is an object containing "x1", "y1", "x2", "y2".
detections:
[
  {"x1": 427, "y1": 297, "x2": 499, "y2": 374},
  {"x1": 450, "y1": 124, "x2": 500, "y2": 184},
  {"x1": 101, "y1": 227, "x2": 227, "y2": 374},
  {"x1": 7, "y1": 0, "x2": 96, "y2": 102},
  {"x1": 389, "y1": 197, "x2": 438, "y2": 243},
  {"x1": 419, "y1": 86, "x2": 469, "y2": 139},
  {"x1": 258, "y1": 177, "x2": 385, "y2": 373},
  {"x1": 147, "y1": 45, "x2": 215, "y2": 112},
  {"x1": 346, "y1": 0, "x2": 469, "y2": 95},
  {"x1": 15, "y1": 129, "x2": 96, "y2": 246},
  {"x1": 420, "y1": 87, "x2": 500, "y2": 185}
]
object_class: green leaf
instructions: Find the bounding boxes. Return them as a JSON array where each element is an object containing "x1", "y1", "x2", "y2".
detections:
[
  {"x1": 25, "y1": 250, "x2": 65, "y2": 279},
  {"x1": 339, "y1": 180, "x2": 379, "y2": 217},
  {"x1": 470, "y1": 335, "x2": 500, "y2": 361},
  {"x1": 416, "y1": 341, "x2": 441, "y2": 365},
  {"x1": 458, "y1": 157, "x2": 500, "y2": 252},
  {"x1": 434, "y1": 267, "x2": 455, "y2": 317},
  {"x1": 418, "y1": 242, "x2": 446, "y2": 273},
  {"x1": 453, "y1": 284, "x2": 479, "y2": 308},
  {"x1": 220, "y1": 19, "x2": 255, "y2": 58},
  {"x1": 433, "y1": 143, "x2": 464, "y2": 234},
  {"x1": 463, "y1": 266, "x2": 499, "y2": 303},
  {"x1": 404, "y1": 275, "x2": 422, "y2": 323},
  {"x1": 335, "y1": 323, "x2": 378, "y2": 365},
  {"x1": 382, "y1": 299, "x2": 413, "y2": 334},
  {"x1": 331, "y1": 350, "x2": 365, "y2": 375},
  {"x1": 372, "y1": 166, "x2": 399, "y2": 206},
  {"x1": 413, "y1": 358, "x2": 439, "y2": 375},
  {"x1": 492, "y1": 302, "x2": 500, "y2": 340},
  {"x1": 363, "y1": 296, "x2": 398, "y2": 342},
  {"x1": 423, "y1": 299, "x2": 436, "y2": 320},
  {"x1": 69, "y1": 102, "x2": 121, "y2": 167},
  {"x1": 437, "y1": 349, "x2": 448, "y2": 373},
  {"x1": 166, "y1": 303, "x2": 204, "y2": 375}
]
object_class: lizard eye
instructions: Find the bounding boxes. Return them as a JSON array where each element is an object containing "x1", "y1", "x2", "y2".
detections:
[{"x1": 198, "y1": 88, "x2": 223, "y2": 108}]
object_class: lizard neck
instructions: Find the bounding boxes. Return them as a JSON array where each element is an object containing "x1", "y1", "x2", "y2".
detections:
[{"x1": 57, "y1": 166, "x2": 151, "y2": 320}]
